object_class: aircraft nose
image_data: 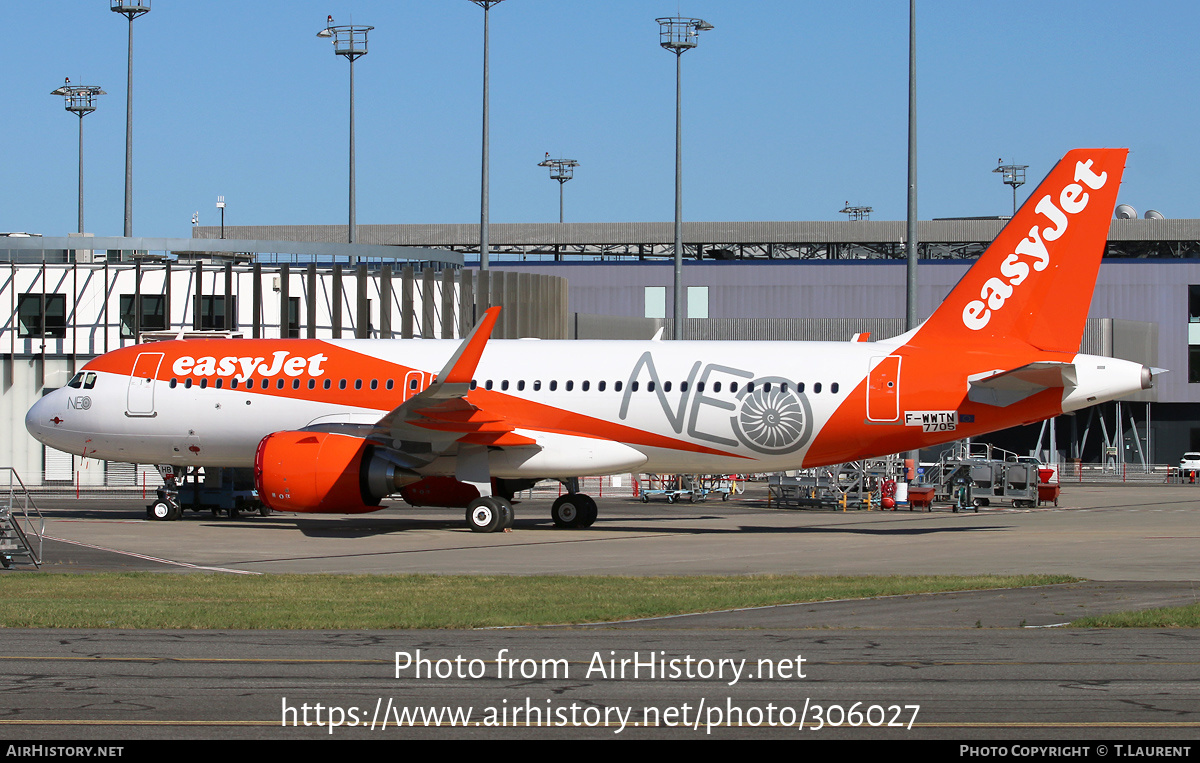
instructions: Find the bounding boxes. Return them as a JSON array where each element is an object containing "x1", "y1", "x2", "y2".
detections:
[{"x1": 25, "y1": 393, "x2": 60, "y2": 444}]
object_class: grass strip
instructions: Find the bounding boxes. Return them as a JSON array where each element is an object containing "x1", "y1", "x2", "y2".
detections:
[
  {"x1": 1070, "y1": 604, "x2": 1200, "y2": 628},
  {"x1": 0, "y1": 573, "x2": 1074, "y2": 629}
]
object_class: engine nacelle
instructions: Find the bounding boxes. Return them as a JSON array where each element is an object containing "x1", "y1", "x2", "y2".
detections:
[
  {"x1": 399, "y1": 476, "x2": 483, "y2": 508},
  {"x1": 254, "y1": 431, "x2": 416, "y2": 514},
  {"x1": 398, "y1": 476, "x2": 536, "y2": 508}
]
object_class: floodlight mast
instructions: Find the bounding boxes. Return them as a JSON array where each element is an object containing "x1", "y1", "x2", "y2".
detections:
[
  {"x1": 537, "y1": 157, "x2": 579, "y2": 223},
  {"x1": 110, "y1": 1, "x2": 150, "y2": 238},
  {"x1": 317, "y1": 19, "x2": 373, "y2": 258},
  {"x1": 657, "y1": 16, "x2": 713, "y2": 340},
  {"x1": 51, "y1": 82, "x2": 106, "y2": 234},
  {"x1": 470, "y1": 1, "x2": 507, "y2": 273},
  {"x1": 994, "y1": 159, "x2": 1028, "y2": 216},
  {"x1": 839, "y1": 203, "x2": 873, "y2": 221}
]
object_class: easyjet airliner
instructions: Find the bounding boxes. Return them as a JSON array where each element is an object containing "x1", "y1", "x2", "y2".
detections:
[{"x1": 26, "y1": 149, "x2": 1156, "y2": 532}]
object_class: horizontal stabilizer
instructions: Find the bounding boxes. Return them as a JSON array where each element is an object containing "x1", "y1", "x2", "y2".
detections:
[{"x1": 968, "y1": 362, "x2": 1077, "y2": 407}]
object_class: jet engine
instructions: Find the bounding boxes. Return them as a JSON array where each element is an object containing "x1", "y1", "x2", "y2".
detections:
[{"x1": 254, "y1": 431, "x2": 418, "y2": 513}]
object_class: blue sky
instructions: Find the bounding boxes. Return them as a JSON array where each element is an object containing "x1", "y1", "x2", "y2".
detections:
[{"x1": 4, "y1": 1, "x2": 1197, "y2": 239}]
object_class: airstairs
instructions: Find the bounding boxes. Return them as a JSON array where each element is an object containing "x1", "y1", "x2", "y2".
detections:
[{"x1": 0, "y1": 468, "x2": 44, "y2": 569}]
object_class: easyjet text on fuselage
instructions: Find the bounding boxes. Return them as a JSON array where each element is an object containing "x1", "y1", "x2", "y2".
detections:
[{"x1": 171, "y1": 351, "x2": 329, "y2": 382}]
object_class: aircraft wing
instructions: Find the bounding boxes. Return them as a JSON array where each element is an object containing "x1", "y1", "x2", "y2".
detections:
[
  {"x1": 967, "y1": 361, "x2": 1078, "y2": 407},
  {"x1": 373, "y1": 307, "x2": 537, "y2": 449},
  {"x1": 296, "y1": 307, "x2": 530, "y2": 465}
]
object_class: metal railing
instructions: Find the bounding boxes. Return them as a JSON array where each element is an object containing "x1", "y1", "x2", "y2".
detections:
[
  {"x1": 1056, "y1": 462, "x2": 1177, "y2": 484},
  {"x1": 1, "y1": 468, "x2": 44, "y2": 568}
]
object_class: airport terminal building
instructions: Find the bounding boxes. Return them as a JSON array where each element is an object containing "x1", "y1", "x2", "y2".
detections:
[{"x1": 3, "y1": 217, "x2": 1198, "y2": 485}]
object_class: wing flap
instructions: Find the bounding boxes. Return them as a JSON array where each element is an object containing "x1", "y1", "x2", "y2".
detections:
[{"x1": 457, "y1": 432, "x2": 539, "y2": 447}]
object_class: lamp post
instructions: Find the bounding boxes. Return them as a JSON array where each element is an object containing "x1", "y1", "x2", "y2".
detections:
[
  {"x1": 839, "y1": 202, "x2": 873, "y2": 221},
  {"x1": 537, "y1": 156, "x2": 579, "y2": 223},
  {"x1": 318, "y1": 17, "x2": 373, "y2": 255},
  {"x1": 469, "y1": 1, "x2": 507, "y2": 272},
  {"x1": 50, "y1": 81, "x2": 105, "y2": 234},
  {"x1": 216, "y1": 196, "x2": 226, "y2": 239},
  {"x1": 110, "y1": 1, "x2": 150, "y2": 238},
  {"x1": 905, "y1": 0, "x2": 918, "y2": 333},
  {"x1": 657, "y1": 16, "x2": 713, "y2": 340},
  {"x1": 993, "y1": 159, "x2": 1028, "y2": 216}
]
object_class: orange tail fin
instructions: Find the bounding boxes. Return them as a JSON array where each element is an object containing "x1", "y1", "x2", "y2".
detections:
[{"x1": 913, "y1": 148, "x2": 1127, "y2": 353}]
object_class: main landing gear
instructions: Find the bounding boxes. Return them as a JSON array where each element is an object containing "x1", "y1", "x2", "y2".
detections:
[
  {"x1": 551, "y1": 493, "x2": 597, "y2": 529},
  {"x1": 464, "y1": 492, "x2": 599, "y2": 531},
  {"x1": 466, "y1": 496, "x2": 514, "y2": 533}
]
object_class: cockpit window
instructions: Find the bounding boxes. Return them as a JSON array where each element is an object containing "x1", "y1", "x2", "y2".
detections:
[{"x1": 67, "y1": 372, "x2": 97, "y2": 389}]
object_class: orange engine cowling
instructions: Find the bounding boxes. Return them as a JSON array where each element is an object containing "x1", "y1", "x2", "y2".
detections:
[{"x1": 254, "y1": 431, "x2": 384, "y2": 514}]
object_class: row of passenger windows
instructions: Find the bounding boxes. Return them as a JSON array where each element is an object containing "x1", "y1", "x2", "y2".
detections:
[
  {"x1": 166, "y1": 377, "x2": 841, "y2": 395},
  {"x1": 468, "y1": 379, "x2": 840, "y2": 394},
  {"x1": 169, "y1": 377, "x2": 409, "y2": 391}
]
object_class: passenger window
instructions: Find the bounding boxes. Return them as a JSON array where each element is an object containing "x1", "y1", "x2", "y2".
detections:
[
  {"x1": 410, "y1": 378, "x2": 418, "y2": 390},
  {"x1": 680, "y1": 381, "x2": 688, "y2": 392},
  {"x1": 518, "y1": 380, "x2": 526, "y2": 391},
  {"x1": 470, "y1": 380, "x2": 478, "y2": 390},
  {"x1": 501, "y1": 380, "x2": 509, "y2": 391},
  {"x1": 533, "y1": 380, "x2": 541, "y2": 391},
  {"x1": 615, "y1": 381, "x2": 623, "y2": 392},
  {"x1": 370, "y1": 379, "x2": 378, "y2": 390},
  {"x1": 293, "y1": 379, "x2": 301, "y2": 390},
  {"x1": 200, "y1": 378, "x2": 208, "y2": 389},
  {"x1": 582, "y1": 380, "x2": 590, "y2": 392},
  {"x1": 798, "y1": 382, "x2": 805, "y2": 393},
  {"x1": 169, "y1": 378, "x2": 178, "y2": 389},
  {"x1": 566, "y1": 380, "x2": 573, "y2": 391},
  {"x1": 663, "y1": 381, "x2": 671, "y2": 392},
  {"x1": 831, "y1": 382, "x2": 839, "y2": 394},
  {"x1": 814, "y1": 382, "x2": 822, "y2": 393},
  {"x1": 339, "y1": 379, "x2": 347, "y2": 390},
  {"x1": 230, "y1": 379, "x2": 239, "y2": 389},
  {"x1": 262, "y1": 379, "x2": 270, "y2": 389},
  {"x1": 730, "y1": 382, "x2": 738, "y2": 393},
  {"x1": 386, "y1": 379, "x2": 394, "y2": 390},
  {"x1": 713, "y1": 381, "x2": 721, "y2": 393},
  {"x1": 648, "y1": 381, "x2": 656, "y2": 392},
  {"x1": 323, "y1": 379, "x2": 331, "y2": 390},
  {"x1": 307, "y1": 379, "x2": 315, "y2": 390},
  {"x1": 216, "y1": 379, "x2": 224, "y2": 389},
  {"x1": 277, "y1": 379, "x2": 286, "y2": 390},
  {"x1": 184, "y1": 378, "x2": 193, "y2": 389},
  {"x1": 598, "y1": 380, "x2": 606, "y2": 392},
  {"x1": 485, "y1": 380, "x2": 493, "y2": 390},
  {"x1": 631, "y1": 381, "x2": 639, "y2": 392},
  {"x1": 550, "y1": 380, "x2": 558, "y2": 391}
]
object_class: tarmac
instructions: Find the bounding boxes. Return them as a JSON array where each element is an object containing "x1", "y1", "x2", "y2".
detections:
[{"x1": 4, "y1": 481, "x2": 1199, "y2": 740}]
